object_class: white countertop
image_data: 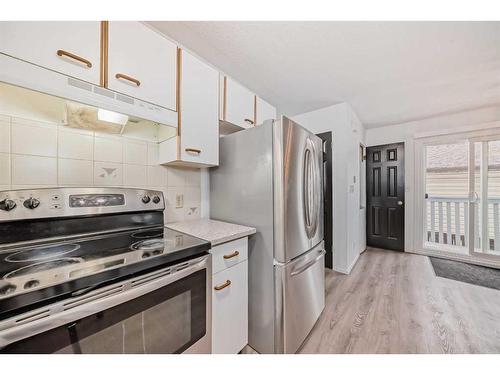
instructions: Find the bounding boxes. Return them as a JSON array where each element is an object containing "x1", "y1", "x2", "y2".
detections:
[{"x1": 166, "y1": 219, "x2": 256, "y2": 246}]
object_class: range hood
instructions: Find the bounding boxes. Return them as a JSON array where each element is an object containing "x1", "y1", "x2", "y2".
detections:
[{"x1": 0, "y1": 53, "x2": 178, "y2": 128}]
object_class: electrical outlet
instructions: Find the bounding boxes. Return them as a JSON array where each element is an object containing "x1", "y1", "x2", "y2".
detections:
[{"x1": 175, "y1": 194, "x2": 184, "y2": 208}]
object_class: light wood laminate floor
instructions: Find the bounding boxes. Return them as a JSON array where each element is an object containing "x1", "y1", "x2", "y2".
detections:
[{"x1": 299, "y1": 248, "x2": 500, "y2": 354}]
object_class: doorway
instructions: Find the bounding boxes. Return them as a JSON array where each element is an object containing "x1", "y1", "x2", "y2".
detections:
[
  {"x1": 421, "y1": 136, "x2": 500, "y2": 264},
  {"x1": 366, "y1": 143, "x2": 405, "y2": 251},
  {"x1": 316, "y1": 131, "x2": 333, "y2": 269}
]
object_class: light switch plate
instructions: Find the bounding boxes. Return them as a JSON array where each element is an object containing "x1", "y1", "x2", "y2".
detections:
[{"x1": 175, "y1": 194, "x2": 184, "y2": 208}]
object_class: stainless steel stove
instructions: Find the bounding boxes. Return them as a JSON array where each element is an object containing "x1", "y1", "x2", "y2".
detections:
[{"x1": 0, "y1": 187, "x2": 211, "y2": 354}]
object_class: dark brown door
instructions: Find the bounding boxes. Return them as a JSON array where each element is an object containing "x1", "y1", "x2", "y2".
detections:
[
  {"x1": 316, "y1": 131, "x2": 332, "y2": 269},
  {"x1": 366, "y1": 143, "x2": 405, "y2": 251}
]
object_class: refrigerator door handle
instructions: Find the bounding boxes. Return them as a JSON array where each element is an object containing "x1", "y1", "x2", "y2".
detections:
[
  {"x1": 303, "y1": 145, "x2": 311, "y2": 230},
  {"x1": 303, "y1": 139, "x2": 319, "y2": 239},
  {"x1": 311, "y1": 141, "x2": 321, "y2": 235},
  {"x1": 290, "y1": 249, "x2": 326, "y2": 276}
]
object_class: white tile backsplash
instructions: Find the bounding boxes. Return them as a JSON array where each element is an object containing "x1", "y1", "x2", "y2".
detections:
[
  {"x1": 167, "y1": 166, "x2": 186, "y2": 187},
  {"x1": 11, "y1": 154, "x2": 57, "y2": 185},
  {"x1": 59, "y1": 159, "x2": 93, "y2": 186},
  {"x1": 2, "y1": 114, "x2": 202, "y2": 223},
  {"x1": 58, "y1": 128, "x2": 94, "y2": 160},
  {"x1": 94, "y1": 136, "x2": 123, "y2": 163},
  {"x1": 94, "y1": 161, "x2": 123, "y2": 186},
  {"x1": 147, "y1": 143, "x2": 159, "y2": 165},
  {"x1": 11, "y1": 120, "x2": 57, "y2": 157},
  {"x1": 0, "y1": 153, "x2": 11, "y2": 185},
  {"x1": 184, "y1": 186, "x2": 201, "y2": 220},
  {"x1": 147, "y1": 166, "x2": 166, "y2": 187},
  {"x1": 0, "y1": 119, "x2": 10, "y2": 153},
  {"x1": 123, "y1": 140, "x2": 148, "y2": 165},
  {"x1": 185, "y1": 168, "x2": 201, "y2": 187},
  {"x1": 124, "y1": 164, "x2": 147, "y2": 187}
]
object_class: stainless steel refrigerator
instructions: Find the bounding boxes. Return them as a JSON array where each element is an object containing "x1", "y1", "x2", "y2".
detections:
[{"x1": 210, "y1": 116, "x2": 325, "y2": 354}]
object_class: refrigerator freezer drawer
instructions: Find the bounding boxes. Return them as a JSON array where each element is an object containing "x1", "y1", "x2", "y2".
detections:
[{"x1": 275, "y1": 243, "x2": 325, "y2": 353}]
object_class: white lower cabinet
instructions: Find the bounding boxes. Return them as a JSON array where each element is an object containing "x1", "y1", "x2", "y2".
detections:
[{"x1": 211, "y1": 239, "x2": 248, "y2": 354}]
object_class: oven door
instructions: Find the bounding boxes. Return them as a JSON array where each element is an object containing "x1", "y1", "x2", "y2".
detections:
[{"x1": 0, "y1": 254, "x2": 211, "y2": 354}]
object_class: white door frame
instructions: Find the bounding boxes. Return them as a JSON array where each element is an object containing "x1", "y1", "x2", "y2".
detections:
[{"x1": 413, "y1": 128, "x2": 500, "y2": 268}]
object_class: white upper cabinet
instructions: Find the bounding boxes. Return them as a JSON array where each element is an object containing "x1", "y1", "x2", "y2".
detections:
[
  {"x1": 107, "y1": 22, "x2": 177, "y2": 111},
  {"x1": 0, "y1": 21, "x2": 101, "y2": 85},
  {"x1": 158, "y1": 49, "x2": 219, "y2": 167},
  {"x1": 222, "y1": 76, "x2": 256, "y2": 129},
  {"x1": 256, "y1": 96, "x2": 277, "y2": 126},
  {"x1": 179, "y1": 50, "x2": 219, "y2": 166}
]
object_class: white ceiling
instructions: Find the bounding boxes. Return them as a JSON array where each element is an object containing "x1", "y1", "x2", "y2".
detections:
[{"x1": 148, "y1": 21, "x2": 500, "y2": 128}]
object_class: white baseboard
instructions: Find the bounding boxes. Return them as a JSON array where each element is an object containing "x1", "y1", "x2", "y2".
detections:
[{"x1": 333, "y1": 253, "x2": 360, "y2": 274}]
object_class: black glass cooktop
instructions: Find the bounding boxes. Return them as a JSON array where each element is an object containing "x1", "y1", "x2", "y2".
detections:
[{"x1": 0, "y1": 227, "x2": 210, "y2": 319}]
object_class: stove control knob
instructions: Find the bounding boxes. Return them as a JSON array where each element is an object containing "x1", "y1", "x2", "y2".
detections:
[
  {"x1": 142, "y1": 195, "x2": 151, "y2": 204},
  {"x1": 152, "y1": 195, "x2": 161, "y2": 204},
  {"x1": 24, "y1": 280, "x2": 40, "y2": 289},
  {"x1": 0, "y1": 199, "x2": 16, "y2": 212},
  {"x1": 0, "y1": 282, "x2": 16, "y2": 296},
  {"x1": 23, "y1": 197, "x2": 40, "y2": 210}
]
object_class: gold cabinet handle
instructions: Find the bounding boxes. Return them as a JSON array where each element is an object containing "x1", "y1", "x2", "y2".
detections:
[
  {"x1": 244, "y1": 118, "x2": 255, "y2": 125},
  {"x1": 56, "y1": 49, "x2": 92, "y2": 68},
  {"x1": 185, "y1": 148, "x2": 202, "y2": 154},
  {"x1": 115, "y1": 73, "x2": 141, "y2": 86},
  {"x1": 223, "y1": 251, "x2": 240, "y2": 260},
  {"x1": 214, "y1": 280, "x2": 231, "y2": 291}
]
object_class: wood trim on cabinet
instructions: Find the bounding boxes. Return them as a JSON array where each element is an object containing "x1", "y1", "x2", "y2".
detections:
[
  {"x1": 253, "y1": 95, "x2": 257, "y2": 126},
  {"x1": 176, "y1": 47, "x2": 182, "y2": 159},
  {"x1": 100, "y1": 21, "x2": 109, "y2": 87},
  {"x1": 223, "y1": 76, "x2": 227, "y2": 121}
]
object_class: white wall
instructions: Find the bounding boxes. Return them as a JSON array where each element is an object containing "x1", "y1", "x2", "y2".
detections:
[
  {"x1": 293, "y1": 103, "x2": 366, "y2": 274},
  {"x1": 365, "y1": 105, "x2": 500, "y2": 252}
]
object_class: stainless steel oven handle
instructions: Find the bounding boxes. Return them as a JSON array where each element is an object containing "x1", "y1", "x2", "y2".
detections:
[
  {"x1": 290, "y1": 250, "x2": 325, "y2": 276},
  {"x1": 0, "y1": 254, "x2": 210, "y2": 350}
]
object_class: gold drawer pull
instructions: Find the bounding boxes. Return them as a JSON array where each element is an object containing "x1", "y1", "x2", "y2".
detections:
[
  {"x1": 185, "y1": 148, "x2": 202, "y2": 154},
  {"x1": 115, "y1": 73, "x2": 141, "y2": 86},
  {"x1": 56, "y1": 49, "x2": 92, "y2": 68},
  {"x1": 244, "y1": 118, "x2": 254, "y2": 125},
  {"x1": 223, "y1": 251, "x2": 239, "y2": 260},
  {"x1": 214, "y1": 280, "x2": 231, "y2": 291}
]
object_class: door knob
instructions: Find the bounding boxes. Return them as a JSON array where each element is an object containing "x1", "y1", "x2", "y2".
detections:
[{"x1": 397, "y1": 201, "x2": 404, "y2": 206}]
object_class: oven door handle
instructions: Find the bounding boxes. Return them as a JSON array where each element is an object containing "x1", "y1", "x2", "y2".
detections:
[
  {"x1": 0, "y1": 254, "x2": 211, "y2": 351},
  {"x1": 71, "y1": 284, "x2": 103, "y2": 298}
]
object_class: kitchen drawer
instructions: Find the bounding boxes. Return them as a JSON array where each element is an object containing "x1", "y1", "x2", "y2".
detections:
[
  {"x1": 212, "y1": 260, "x2": 248, "y2": 354},
  {"x1": 210, "y1": 237, "x2": 248, "y2": 275}
]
